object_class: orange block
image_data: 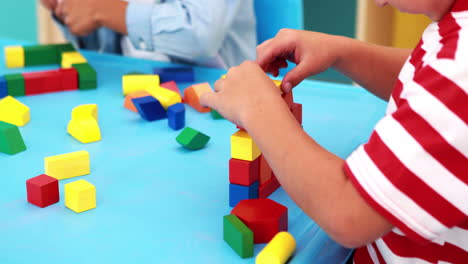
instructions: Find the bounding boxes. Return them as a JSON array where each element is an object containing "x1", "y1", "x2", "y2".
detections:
[
  {"x1": 183, "y1": 82, "x2": 212, "y2": 113},
  {"x1": 124, "y1": 90, "x2": 151, "y2": 112},
  {"x1": 259, "y1": 155, "x2": 272, "y2": 185}
]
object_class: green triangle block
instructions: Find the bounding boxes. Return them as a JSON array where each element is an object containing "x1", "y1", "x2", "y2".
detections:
[
  {"x1": 0, "y1": 121, "x2": 26, "y2": 155},
  {"x1": 211, "y1": 109, "x2": 224, "y2": 119},
  {"x1": 223, "y1": 215, "x2": 254, "y2": 258},
  {"x1": 4, "y1": 74, "x2": 25, "y2": 97},
  {"x1": 175, "y1": 127, "x2": 210, "y2": 150}
]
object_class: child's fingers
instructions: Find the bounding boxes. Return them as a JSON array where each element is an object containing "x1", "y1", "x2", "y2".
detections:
[
  {"x1": 256, "y1": 36, "x2": 293, "y2": 72},
  {"x1": 199, "y1": 91, "x2": 218, "y2": 109},
  {"x1": 281, "y1": 61, "x2": 311, "y2": 92}
]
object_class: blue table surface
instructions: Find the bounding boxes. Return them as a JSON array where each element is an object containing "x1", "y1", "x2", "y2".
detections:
[{"x1": 0, "y1": 39, "x2": 387, "y2": 264}]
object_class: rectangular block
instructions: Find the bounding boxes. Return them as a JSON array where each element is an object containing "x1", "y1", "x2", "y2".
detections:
[
  {"x1": 59, "y1": 68, "x2": 79, "y2": 91},
  {"x1": 291, "y1": 102, "x2": 302, "y2": 125},
  {"x1": 23, "y1": 70, "x2": 62, "y2": 95},
  {"x1": 153, "y1": 66, "x2": 194, "y2": 83},
  {"x1": 122, "y1": 74, "x2": 159, "y2": 95},
  {"x1": 4, "y1": 46, "x2": 25, "y2": 68},
  {"x1": 24, "y1": 45, "x2": 59, "y2": 66},
  {"x1": 223, "y1": 214, "x2": 254, "y2": 258},
  {"x1": 229, "y1": 181, "x2": 259, "y2": 207},
  {"x1": 132, "y1": 96, "x2": 167, "y2": 121},
  {"x1": 0, "y1": 96, "x2": 30, "y2": 127},
  {"x1": 26, "y1": 174, "x2": 59, "y2": 208},
  {"x1": 4, "y1": 74, "x2": 25, "y2": 97},
  {"x1": 231, "y1": 130, "x2": 261, "y2": 161},
  {"x1": 65, "y1": 179, "x2": 96, "y2": 213},
  {"x1": 167, "y1": 103, "x2": 185, "y2": 130},
  {"x1": 229, "y1": 157, "x2": 259, "y2": 186},
  {"x1": 0, "y1": 76, "x2": 7, "y2": 99},
  {"x1": 45, "y1": 150, "x2": 90, "y2": 180}
]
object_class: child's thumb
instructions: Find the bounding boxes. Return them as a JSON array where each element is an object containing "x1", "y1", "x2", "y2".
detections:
[
  {"x1": 282, "y1": 63, "x2": 310, "y2": 92},
  {"x1": 200, "y1": 91, "x2": 217, "y2": 109}
]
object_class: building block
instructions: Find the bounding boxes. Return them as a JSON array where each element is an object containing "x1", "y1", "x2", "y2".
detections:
[
  {"x1": 229, "y1": 157, "x2": 260, "y2": 186},
  {"x1": 124, "y1": 90, "x2": 151, "y2": 112},
  {"x1": 59, "y1": 68, "x2": 79, "y2": 91},
  {"x1": 282, "y1": 91, "x2": 294, "y2": 108},
  {"x1": 223, "y1": 214, "x2": 254, "y2": 258},
  {"x1": 53, "y1": 43, "x2": 76, "y2": 59},
  {"x1": 4, "y1": 46, "x2": 25, "y2": 68},
  {"x1": 167, "y1": 103, "x2": 185, "y2": 130},
  {"x1": 231, "y1": 130, "x2": 261, "y2": 161},
  {"x1": 23, "y1": 70, "x2": 62, "y2": 95},
  {"x1": 65, "y1": 179, "x2": 96, "y2": 213},
  {"x1": 183, "y1": 82, "x2": 212, "y2": 113},
  {"x1": 146, "y1": 86, "x2": 182, "y2": 109},
  {"x1": 153, "y1": 66, "x2": 194, "y2": 83},
  {"x1": 176, "y1": 127, "x2": 210, "y2": 150},
  {"x1": 67, "y1": 119, "x2": 101, "y2": 143},
  {"x1": 132, "y1": 96, "x2": 167, "y2": 121},
  {"x1": 272, "y1": 79, "x2": 282, "y2": 88},
  {"x1": 24, "y1": 45, "x2": 59, "y2": 66},
  {"x1": 5, "y1": 73, "x2": 25, "y2": 97},
  {"x1": 256, "y1": 232, "x2": 296, "y2": 264},
  {"x1": 0, "y1": 76, "x2": 7, "y2": 99},
  {"x1": 26, "y1": 174, "x2": 59, "y2": 208},
  {"x1": 211, "y1": 109, "x2": 224, "y2": 119},
  {"x1": 231, "y1": 199, "x2": 288, "y2": 244},
  {"x1": 258, "y1": 176, "x2": 280, "y2": 199},
  {"x1": 122, "y1": 74, "x2": 159, "y2": 96},
  {"x1": 161, "y1": 81, "x2": 182, "y2": 97},
  {"x1": 45, "y1": 150, "x2": 90, "y2": 180},
  {"x1": 71, "y1": 104, "x2": 98, "y2": 121},
  {"x1": 259, "y1": 155, "x2": 272, "y2": 185},
  {"x1": 229, "y1": 181, "x2": 259, "y2": 207},
  {"x1": 0, "y1": 96, "x2": 30, "y2": 127},
  {"x1": 0, "y1": 121, "x2": 26, "y2": 155},
  {"x1": 291, "y1": 103, "x2": 302, "y2": 125},
  {"x1": 72, "y1": 63, "x2": 97, "y2": 90},
  {"x1": 61, "y1": 51, "x2": 87, "y2": 68}
]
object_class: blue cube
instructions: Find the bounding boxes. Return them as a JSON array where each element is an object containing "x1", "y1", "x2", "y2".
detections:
[
  {"x1": 132, "y1": 96, "x2": 167, "y2": 121},
  {"x1": 0, "y1": 76, "x2": 7, "y2": 99},
  {"x1": 167, "y1": 103, "x2": 185, "y2": 130},
  {"x1": 229, "y1": 181, "x2": 259, "y2": 207},
  {"x1": 153, "y1": 67, "x2": 194, "y2": 83}
]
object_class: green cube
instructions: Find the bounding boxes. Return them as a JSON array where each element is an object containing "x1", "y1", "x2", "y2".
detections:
[
  {"x1": 0, "y1": 121, "x2": 26, "y2": 155},
  {"x1": 72, "y1": 63, "x2": 97, "y2": 90},
  {"x1": 223, "y1": 215, "x2": 254, "y2": 258},
  {"x1": 176, "y1": 127, "x2": 210, "y2": 150},
  {"x1": 4, "y1": 74, "x2": 25, "y2": 97},
  {"x1": 24, "y1": 45, "x2": 59, "y2": 66},
  {"x1": 211, "y1": 109, "x2": 224, "y2": 120}
]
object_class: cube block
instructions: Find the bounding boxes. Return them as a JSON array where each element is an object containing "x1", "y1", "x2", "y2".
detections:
[
  {"x1": 5, "y1": 46, "x2": 25, "y2": 68},
  {"x1": 229, "y1": 181, "x2": 259, "y2": 207},
  {"x1": 229, "y1": 157, "x2": 259, "y2": 186},
  {"x1": 231, "y1": 130, "x2": 261, "y2": 161},
  {"x1": 72, "y1": 63, "x2": 97, "y2": 90},
  {"x1": 23, "y1": 70, "x2": 62, "y2": 95},
  {"x1": 223, "y1": 214, "x2": 254, "y2": 258},
  {"x1": 59, "y1": 68, "x2": 79, "y2": 91},
  {"x1": 65, "y1": 179, "x2": 96, "y2": 213},
  {"x1": 5, "y1": 73, "x2": 25, "y2": 97},
  {"x1": 45, "y1": 150, "x2": 90, "y2": 180},
  {"x1": 61, "y1": 51, "x2": 87, "y2": 68},
  {"x1": 26, "y1": 174, "x2": 59, "y2": 208}
]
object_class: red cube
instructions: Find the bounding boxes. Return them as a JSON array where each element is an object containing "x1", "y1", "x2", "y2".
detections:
[
  {"x1": 229, "y1": 157, "x2": 260, "y2": 186},
  {"x1": 26, "y1": 174, "x2": 59, "y2": 208},
  {"x1": 59, "y1": 68, "x2": 78, "y2": 91},
  {"x1": 23, "y1": 70, "x2": 61, "y2": 95}
]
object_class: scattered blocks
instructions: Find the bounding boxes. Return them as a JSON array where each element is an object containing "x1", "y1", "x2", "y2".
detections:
[
  {"x1": 67, "y1": 104, "x2": 101, "y2": 143},
  {"x1": 122, "y1": 74, "x2": 159, "y2": 96},
  {"x1": 124, "y1": 90, "x2": 151, "y2": 112},
  {"x1": 291, "y1": 103, "x2": 302, "y2": 125},
  {"x1": 0, "y1": 76, "x2": 6, "y2": 99},
  {"x1": 65, "y1": 179, "x2": 96, "y2": 213},
  {"x1": 0, "y1": 96, "x2": 30, "y2": 126},
  {"x1": 231, "y1": 130, "x2": 261, "y2": 161},
  {"x1": 23, "y1": 70, "x2": 62, "y2": 95},
  {"x1": 4, "y1": 46, "x2": 25, "y2": 68},
  {"x1": 72, "y1": 63, "x2": 97, "y2": 90},
  {"x1": 0, "y1": 121, "x2": 26, "y2": 155},
  {"x1": 229, "y1": 181, "x2": 259, "y2": 207},
  {"x1": 211, "y1": 109, "x2": 224, "y2": 119},
  {"x1": 176, "y1": 127, "x2": 210, "y2": 150},
  {"x1": 4, "y1": 73, "x2": 25, "y2": 97},
  {"x1": 132, "y1": 96, "x2": 167, "y2": 121},
  {"x1": 26, "y1": 174, "x2": 59, "y2": 208},
  {"x1": 45, "y1": 150, "x2": 90, "y2": 180},
  {"x1": 183, "y1": 82, "x2": 212, "y2": 113},
  {"x1": 161, "y1": 81, "x2": 181, "y2": 97},
  {"x1": 231, "y1": 199, "x2": 288, "y2": 244},
  {"x1": 153, "y1": 66, "x2": 194, "y2": 83},
  {"x1": 229, "y1": 157, "x2": 260, "y2": 186},
  {"x1": 223, "y1": 214, "x2": 254, "y2": 258},
  {"x1": 59, "y1": 68, "x2": 79, "y2": 91},
  {"x1": 146, "y1": 86, "x2": 182, "y2": 109},
  {"x1": 167, "y1": 103, "x2": 185, "y2": 130},
  {"x1": 256, "y1": 232, "x2": 296, "y2": 264},
  {"x1": 61, "y1": 51, "x2": 87, "y2": 68}
]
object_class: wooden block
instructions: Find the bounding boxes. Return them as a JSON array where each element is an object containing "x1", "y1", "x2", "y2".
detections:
[
  {"x1": 229, "y1": 181, "x2": 259, "y2": 207},
  {"x1": 161, "y1": 81, "x2": 182, "y2": 97},
  {"x1": 211, "y1": 109, "x2": 224, "y2": 119},
  {"x1": 0, "y1": 96, "x2": 30, "y2": 127},
  {"x1": 0, "y1": 76, "x2": 7, "y2": 99},
  {"x1": 0, "y1": 121, "x2": 26, "y2": 155},
  {"x1": 167, "y1": 103, "x2": 185, "y2": 130},
  {"x1": 146, "y1": 86, "x2": 182, "y2": 109},
  {"x1": 72, "y1": 63, "x2": 97, "y2": 90},
  {"x1": 256, "y1": 232, "x2": 296, "y2": 264},
  {"x1": 26, "y1": 174, "x2": 59, "y2": 208},
  {"x1": 291, "y1": 103, "x2": 302, "y2": 125},
  {"x1": 272, "y1": 79, "x2": 282, "y2": 88},
  {"x1": 132, "y1": 96, "x2": 167, "y2": 121},
  {"x1": 282, "y1": 91, "x2": 294, "y2": 109},
  {"x1": 52, "y1": 43, "x2": 76, "y2": 59},
  {"x1": 5, "y1": 73, "x2": 25, "y2": 97},
  {"x1": 122, "y1": 74, "x2": 159, "y2": 96},
  {"x1": 258, "y1": 176, "x2": 280, "y2": 199},
  {"x1": 59, "y1": 68, "x2": 79, "y2": 91},
  {"x1": 65, "y1": 179, "x2": 96, "y2": 213},
  {"x1": 259, "y1": 155, "x2": 272, "y2": 185},
  {"x1": 229, "y1": 157, "x2": 259, "y2": 186},
  {"x1": 61, "y1": 51, "x2": 87, "y2": 68},
  {"x1": 223, "y1": 214, "x2": 254, "y2": 258},
  {"x1": 176, "y1": 127, "x2": 210, "y2": 150},
  {"x1": 71, "y1": 104, "x2": 98, "y2": 121},
  {"x1": 153, "y1": 66, "x2": 194, "y2": 83},
  {"x1": 24, "y1": 45, "x2": 59, "y2": 66},
  {"x1": 23, "y1": 70, "x2": 62, "y2": 95},
  {"x1": 67, "y1": 119, "x2": 101, "y2": 143},
  {"x1": 4, "y1": 46, "x2": 25, "y2": 68},
  {"x1": 124, "y1": 91, "x2": 151, "y2": 112},
  {"x1": 231, "y1": 130, "x2": 261, "y2": 161},
  {"x1": 45, "y1": 150, "x2": 90, "y2": 180},
  {"x1": 183, "y1": 82, "x2": 212, "y2": 113}
]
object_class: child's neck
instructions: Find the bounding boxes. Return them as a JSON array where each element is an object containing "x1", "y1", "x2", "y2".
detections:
[{"x1": 428, "y1": 0, "x2": 455, "y2": 21}]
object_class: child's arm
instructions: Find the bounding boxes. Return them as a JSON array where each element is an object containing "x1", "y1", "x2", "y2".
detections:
[
  {"x1": 201, "y1": 61, "x2": 393, "y2": 248},
  {"x1": 256, "y1": 29, "x2": 411, "y2": 101}
]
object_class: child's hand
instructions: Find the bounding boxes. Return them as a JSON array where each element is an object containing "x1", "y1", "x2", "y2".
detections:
[
  {"x1": 200, "y1": 61, "x2": 287, "y2": 129},
  {"x1": 40, "y1": 0, "x2": 59, "y2": 12},
  {"x1": 56, "y1": 0, "x2": 103, "y2": 36},
  {"x1": 256, "y1": 29, "x2": 344, "y2": 93}
]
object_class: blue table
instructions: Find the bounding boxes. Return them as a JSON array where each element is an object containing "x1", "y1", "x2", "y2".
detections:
[{"x1": 0, "y1": 39, "x2": 387, "y2": 264}]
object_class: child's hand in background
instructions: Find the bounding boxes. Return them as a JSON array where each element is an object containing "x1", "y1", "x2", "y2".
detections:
[{"x1": 40, "y1": 0, "x2": 59, "y2": 12}]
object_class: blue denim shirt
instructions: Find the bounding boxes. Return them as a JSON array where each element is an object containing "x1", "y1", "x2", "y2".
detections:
[{"x1": 58, "y1": 0, "x2": 257, "y2": 68}]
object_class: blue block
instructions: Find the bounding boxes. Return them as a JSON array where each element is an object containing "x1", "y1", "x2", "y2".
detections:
[
  {"x1": 132, "y1": 96, "x2": 167, "y2": 121},
  {"x1": 0, "y1": 76, "x2": 7, "y2": 99},
  {"x1": 153, "y1": 67, "x2": 194, "y2": 83},
  {"x1": 167, "y1": 103, "x2": 185, "y2": 130},
  {"x1": 229, "y1": 181, "x2": 259, "y2": 207}
]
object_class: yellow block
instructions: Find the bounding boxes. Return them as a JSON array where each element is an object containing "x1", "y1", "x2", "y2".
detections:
[
  {"x1": 272, "y1": 79, "x2": 282, "y2": 88},
  {"x1": 67, "y1": 119, "x2": 101, "y2": 143},
  {"x1": 71, "y1": 104, "x2": 98, "y2": 121},
  {"x1": 61, "y1": 51, "x2": 87, "y2": 68},
  {"x1": 0, "y1": 96, "x2": 30, "y2": 126},
  {"x1": 4, "y1": 46, "x2": 25, "y2": 68},
  {"x1": 65, "y1": 179, "x2": 96, "y2": 213},
  {"x1": 256, "y1": 232, "x2": 296, "y2": 264},
  {"x1": 231, "y1": 130, "x2": 261, "y2": 161},
  {"x1": 122, "y1": 75, "x2": 160, "y2": 96},
  {"x1": 45, "y1": 150, "x2": 90, "y2": 180},
  {"x1": 146, "y1": 86, "x2": 182, "y2": 109}
]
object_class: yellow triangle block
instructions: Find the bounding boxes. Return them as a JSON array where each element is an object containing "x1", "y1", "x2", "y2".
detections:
[
  {"x1": 0, "y1": 96, "x2": 30, "y2": 126},
  {"x1": 146, "y1": 86, "x2": 182, "y2": 109},
  {"x1": 67, "y1": 119, "x2": 101, "y2": 143},
  {"x1": 71, "y1": 104, "x2": 98, "y2": 121}
]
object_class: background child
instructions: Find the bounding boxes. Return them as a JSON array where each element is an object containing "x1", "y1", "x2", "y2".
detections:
[
  {"x1": 201, "y1": 0, "x2": 468, "y2": 262},
  {"x1": 40, "y1": 0, "x2": 256, "y2": 68}
]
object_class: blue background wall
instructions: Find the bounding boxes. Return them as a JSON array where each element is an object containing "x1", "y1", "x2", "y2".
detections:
[{"x1": 0, "y1": 0, "x2": 37, "y2": 42}]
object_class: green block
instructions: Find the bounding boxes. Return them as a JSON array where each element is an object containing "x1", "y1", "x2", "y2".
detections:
[
  {"x1": 175, "y1": 127, "x2": 210, "y2": 150},
  {"x1": 24, "y1": 45, "x2": 59, "y2": 66},
  {"x1": 223, "y1": 215, "x2": 253, "y2": 258},
  {"x1": 211, "y1": 109, "x2": 224, "y2": 120},
  {"x1": 72, "y1": 63, "x2": 97, "y2": 90},
  {"x1": 0, "y1": 121, "x2": 26, "y2": 155},
  {"x1": 53, "y1": 43, "x2": 76, "y2": 58},
  {"x1": 4, "y1": 74, "x2": 25, "y2": 97},
  {"x1": 125, "y1": 71, "x2": 147, "y2": 75}
]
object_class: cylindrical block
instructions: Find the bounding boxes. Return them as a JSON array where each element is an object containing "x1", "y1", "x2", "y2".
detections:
[{"x1": 256, "y1": 232, "x2": 296, "y2": 264}]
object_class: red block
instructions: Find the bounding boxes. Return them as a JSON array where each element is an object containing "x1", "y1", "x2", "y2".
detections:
[
  {"x1": 23, "y1": 70, "x2": 62, "y2": 95},
  {"x1": 291, "y1": 102, "x2": 302, "y2": 125},
  {"x1": 231, "y1": 198, "x2": 288, "y2": 243},
  {"x1": 282, "y1": 91, "x2": 294, "y2": 108},
  {"x1": 161, "y1": 81, "x2": 181, "y2": 97},
  {"x1": 259, "y1": 155, "x2": 272, "y2": 185},
  {"x1": 229, "y1": 157, "x2": 260, "y2": 186},
  {"x1": 258, "y1": 175, "x2": 280, "y2": 198},
  {"x1": 26, "y1": 174, "x2": 59, "y2": 208},
  {"x1": 59, "y1": 68, "x2": 78, "y2": 91}
]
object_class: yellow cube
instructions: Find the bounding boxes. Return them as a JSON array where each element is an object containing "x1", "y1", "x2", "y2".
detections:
[
  {"x1": 45, "y1": 150, "x2": 90, "y2": 180},
  {"x1": 231, "y1": 130, "x2": 261, "y2": 161},
  {"x1": 0, "y1": 96, "x2": 30, "y2": 126},
  {"x1": 71, "y1": 104, "x2": 98, "y2": 121},
  {"x1": 67, "y1": 119, "x2": 101, "y2": 143},
  {"x1": 4, "y1": 46, "x2": 25, "y2": 68},
  {"x1": 146, "y1": 86, "x2": 182, "y2": 109},
  {"x1": 61, "y1": 51, "x2": 87, "y2": 68},
  {"x1": 256, "y1": 232, "x2": 296, "y2": 264},
  {"x1": 65, "y1": 179, "x2": 96, "y2": 213},
  {"x1": 122, "y1": 75, "x2": 160, "y2": 96}
]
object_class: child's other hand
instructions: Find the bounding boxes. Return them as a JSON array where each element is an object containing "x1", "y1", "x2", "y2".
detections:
[
  {"x1": 56, "y1": 0, "x2": 103, "y2": 36},
  {"x1": 40, "y1": 0, "x2": 58, "y2": 12},
  {"x1": 200, "y1": 61, "x2": 286, "y2": 129},
  {"x1": 256, "y1": 29, "x2": 344, "y2": 93}
]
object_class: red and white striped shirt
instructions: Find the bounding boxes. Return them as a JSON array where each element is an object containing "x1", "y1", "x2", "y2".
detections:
[{"x1": 344, "y1": 1, "x2": 468, "y2": 263}]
